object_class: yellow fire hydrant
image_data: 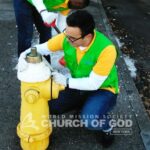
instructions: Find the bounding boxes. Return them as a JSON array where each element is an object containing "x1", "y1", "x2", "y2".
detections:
[{"x1": 17, "y1": 48, "x2": 64, "y2": 150}]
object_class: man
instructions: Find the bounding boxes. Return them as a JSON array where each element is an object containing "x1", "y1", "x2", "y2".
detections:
[
  {"x1": 27, "y1": 0, "x2": 89, "y2": 35},
  {"x1": 18, "y1": 10, "x2": 119, "y2": 148},
  {"x1": 13, "y1": 0, "x2": 89, "y2": 56},
  {"x1": 13, "y1": 0, "x2": 51, "y2": 56}
]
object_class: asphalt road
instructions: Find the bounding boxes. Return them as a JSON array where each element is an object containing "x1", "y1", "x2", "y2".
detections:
[{"x1": 0, "y1": 0, "x2": 150, "y2": 150}]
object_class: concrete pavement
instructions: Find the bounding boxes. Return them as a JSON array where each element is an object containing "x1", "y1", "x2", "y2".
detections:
[{"x1": 0, "y1": 0, "x2": 150, "y2": 149}]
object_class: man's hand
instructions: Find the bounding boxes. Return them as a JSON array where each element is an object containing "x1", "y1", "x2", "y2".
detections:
[
  {"x1": 52, "y1": 72, "x2": 67, "y2": 87},
  {"x1": 40, "y1": 11, "x2": 58, "y2": 27},
  {"x1": 32, "y1": 0, "x2": 57, "y2": 26},
  {"x1": 35, "y1": 42, "x2": 51, "y2": 56}
]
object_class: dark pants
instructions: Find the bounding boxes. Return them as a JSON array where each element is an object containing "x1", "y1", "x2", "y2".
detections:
[
  {"x1": 13, "y1": 0, "x2": 51, "y2": 56},
  {"x1": 49, "y1": 89, "x2": 117, "y2": 131}
]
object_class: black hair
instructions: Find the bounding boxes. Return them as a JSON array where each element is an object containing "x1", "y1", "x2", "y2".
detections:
[
  {"x1": 66, "y1": 10, "x2": 95, "y2": 36},
  {"x1": 82, "y1": 0, "x2": 89, "y2": 8},
  {"x1": 68, "y1": 0, "x2": 90, "y2": 9}
]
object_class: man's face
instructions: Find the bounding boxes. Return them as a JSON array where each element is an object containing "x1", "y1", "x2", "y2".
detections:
[
  {"x1": 68, "y1": 0, "x2": 85, "y2": 9},
  {"x1": 64, "y1": 26, "x2": 85, "y2": 47}
]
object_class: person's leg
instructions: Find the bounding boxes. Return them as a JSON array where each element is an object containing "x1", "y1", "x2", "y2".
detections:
[
  {"x1": 49, "y1": 88, "x2": 89, "y2": 114},
  {"x1": 13, "y1": 0, "x2": 34, "y2": 56},
  {"x1": 32, "y1": 7, "x2": 52, "y2": 62},
  {"x1": 80, "y1": 90, "x2": 117, "y2": 147},
  {"x1": 32, "y1": 7, "x2": 51, "y2": 43},
  {"x1": 80, "y1": 89, "x2": 117, "y2": 131}
]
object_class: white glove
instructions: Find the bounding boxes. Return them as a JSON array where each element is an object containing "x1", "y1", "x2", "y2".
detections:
[
  {"x1": 35, "y1": 42, "x2": 51, "y2": 56},
  {"x1": 31, "y1": 0, "x2": 57, "y2": 26},
  {"x1": 40, "y1": 11, "x2": 58, "y2": 26},
  {"x1": 52, "y1": 72, "x2": 67, "y2": 87}
]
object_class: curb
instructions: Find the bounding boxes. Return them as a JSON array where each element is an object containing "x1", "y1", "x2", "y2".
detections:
[{"x1": 98, "y1": 0, "x2": 150, "y2": 149}]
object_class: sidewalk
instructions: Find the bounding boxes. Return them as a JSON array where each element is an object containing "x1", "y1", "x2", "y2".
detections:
[{"x1": 0, "y1": 0, "x2": 150, "y2": 150}]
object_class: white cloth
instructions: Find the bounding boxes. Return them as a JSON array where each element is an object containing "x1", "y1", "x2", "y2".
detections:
[
  {"x1": 17, "y1": 61, "x2": 51, "y2": 82},
  {"x1": 69, "y1": 71, "x2": 108, "y2": 90},
  {"x1": 18, "y1": 48, "x2": 30, "y2": 72},
  {"x1": 17, "y1": 42, "x2": 50, "y2": 72},
  {"x1": 52, "y1": 72, "x2": 67, "y2": 87}
]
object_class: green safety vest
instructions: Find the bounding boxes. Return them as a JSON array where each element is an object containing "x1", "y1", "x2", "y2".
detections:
[
  {"x1": 63, "y1": 30, "x2": 119, "y2": 93},
  {"x1": 27, "y1": 0, "x2": 69, "y2": 12}
]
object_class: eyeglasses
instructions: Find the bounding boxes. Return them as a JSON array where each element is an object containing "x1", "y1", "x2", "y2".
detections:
[{"x1": 63, "y1": 28, "x2": 84, "y2": 43}]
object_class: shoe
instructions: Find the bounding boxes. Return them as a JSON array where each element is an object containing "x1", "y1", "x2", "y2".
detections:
[{"x1": 100, "y1": 131, "x2": 115, "y2": 148}]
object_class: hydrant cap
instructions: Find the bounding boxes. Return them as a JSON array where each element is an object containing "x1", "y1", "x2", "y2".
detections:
[{"x1": 26, "y1": 47, "x2": 42, "y2": 63}]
